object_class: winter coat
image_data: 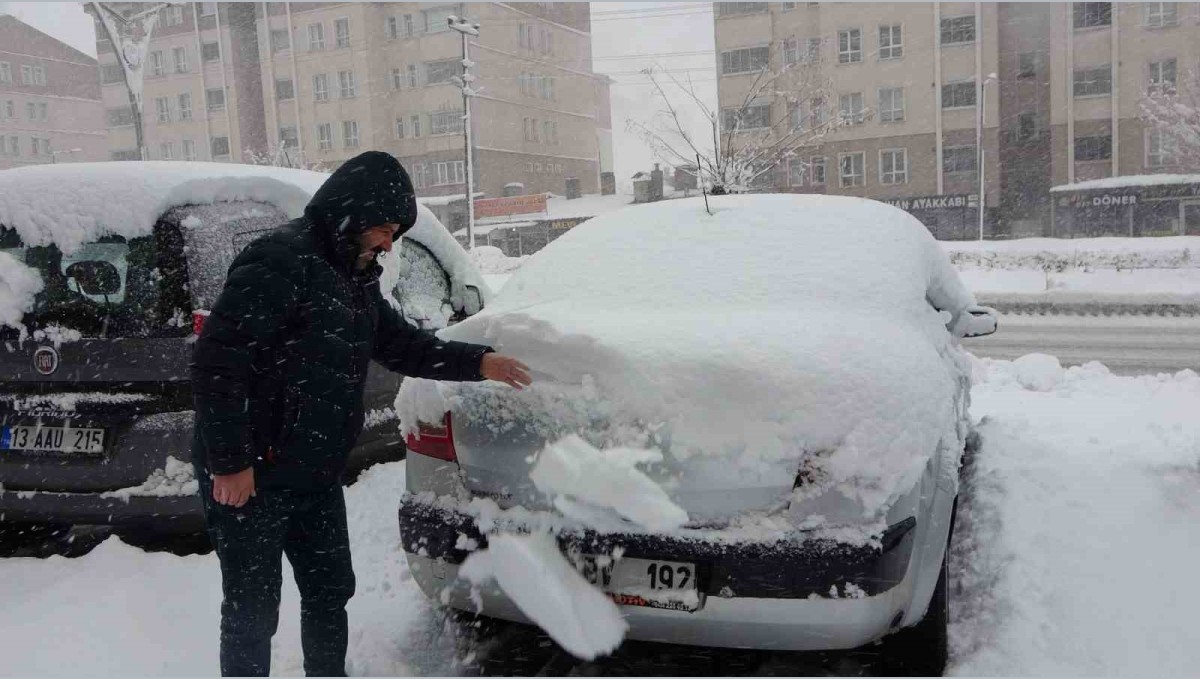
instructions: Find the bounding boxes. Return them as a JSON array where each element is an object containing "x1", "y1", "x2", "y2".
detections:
[{"x1": 190, "y1": 151, "x2": 492, "y2": 490}]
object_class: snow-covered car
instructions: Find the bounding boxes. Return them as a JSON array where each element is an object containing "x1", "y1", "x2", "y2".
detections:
[
  {"x1": 397, "y1": 194, "x2": 997, "y2": 673},
  {"x1": 0, "y1": 162, "x2": 488, "y2": 535}
]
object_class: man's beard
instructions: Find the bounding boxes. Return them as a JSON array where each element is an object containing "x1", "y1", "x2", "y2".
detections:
[{"x1": 356, "y1": 245, "x2": 386, "y2": 270}]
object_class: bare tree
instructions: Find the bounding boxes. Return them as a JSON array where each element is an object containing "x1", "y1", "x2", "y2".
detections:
[
  {"x1": 243, "y1": 145, "x2": 329, "y2": 172},
  {"x1": 1139, "y1": 68, "x2": 1200, "y2": 170},
  {"x1": 627, "y1": 48, "x2": 858, "y2": 194}
]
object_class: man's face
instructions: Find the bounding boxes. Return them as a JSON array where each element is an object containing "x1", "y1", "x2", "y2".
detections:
[{"x1": 355, "y1": 223, "x2": 401, "y2": 270}]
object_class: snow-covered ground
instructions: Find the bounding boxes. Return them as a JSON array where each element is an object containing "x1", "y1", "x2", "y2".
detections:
[{"x1": 2, "y1": 358, "x2": 1198, "y2": 676}]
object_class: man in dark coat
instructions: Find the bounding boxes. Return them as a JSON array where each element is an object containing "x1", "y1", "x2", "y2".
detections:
[{"x1": 191, "y1": 151, "x2": 530, "y2": 677}]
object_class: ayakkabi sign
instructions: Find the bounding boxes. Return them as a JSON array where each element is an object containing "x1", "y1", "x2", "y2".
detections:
[{"x1": 881, "y1": 194, "x2": 979, "y2": 211}]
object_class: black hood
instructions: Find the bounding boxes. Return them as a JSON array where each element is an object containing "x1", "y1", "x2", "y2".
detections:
[{"x1": 305, "y1": 151, "x2": 418, "y2": 240}]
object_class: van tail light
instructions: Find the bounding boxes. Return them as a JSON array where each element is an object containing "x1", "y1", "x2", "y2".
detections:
[
  {"x1": 192, "y1": 310, "x2": 211, "y2": 336},
  {"x1": 405, "y1": 413, "x2": 457, "y2": 462}
]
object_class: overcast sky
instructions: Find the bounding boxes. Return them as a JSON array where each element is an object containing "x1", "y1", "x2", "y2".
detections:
[{"x1": 0, "y1": 1, "x2": 716, "y2": 188}]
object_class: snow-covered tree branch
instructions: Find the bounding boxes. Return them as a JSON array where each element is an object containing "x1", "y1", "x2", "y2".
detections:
[{"x1": 1139, "y1": 68, "x2": 1200, "y2": 170}]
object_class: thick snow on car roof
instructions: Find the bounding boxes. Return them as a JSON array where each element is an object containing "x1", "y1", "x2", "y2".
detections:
[{"x1": 422, "y1": 194, "x2": 979, "y2": 520}]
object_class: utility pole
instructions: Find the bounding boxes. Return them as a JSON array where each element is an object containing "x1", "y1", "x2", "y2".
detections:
[
  {"x1": 448, "y1": 15, "x2": 480, "y2": 250},
  {"x1": 978, "y1": 73, "x2": 998, "y2": 240},
  {"x1": 90, "y1": 2, "x2": 172, "y2": 161}
]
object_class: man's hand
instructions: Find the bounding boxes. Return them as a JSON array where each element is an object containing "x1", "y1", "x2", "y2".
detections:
[
  {"x1": 212, "y1": 467, "x2": 256, "y2": 507},
  {"x1": 480, "y1": 354, "x2": 532, "y2": 390}
]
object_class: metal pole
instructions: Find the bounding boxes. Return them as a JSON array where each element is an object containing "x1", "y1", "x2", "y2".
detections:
[
  {"x1": 978, "y1": 85, "x2": 984, "y2": 240},
  {"x1": 449, "y1": 15, "x2": 479, "y2": 251}
]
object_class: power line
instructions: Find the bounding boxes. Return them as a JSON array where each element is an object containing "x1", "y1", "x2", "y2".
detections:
[
  {"x1": 594, "y1": 50, "x2": 715, "y2": 61},
  {"x1": 590, "y1": 4, "x2": 710, "y2": 16}
]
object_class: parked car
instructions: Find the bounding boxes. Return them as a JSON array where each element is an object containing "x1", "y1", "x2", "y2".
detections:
[
  {"x1": 398, "y1": 194, "x2": 998, "y2": 674},
  {"x1": 0, "y1": 161, "x2": 487, "y2": 536}
]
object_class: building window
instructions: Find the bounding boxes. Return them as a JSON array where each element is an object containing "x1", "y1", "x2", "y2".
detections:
[
  {"x1": 426, "y1": 59, "x2": 461, "y2": 85},
  {"x1": 101, "y1": 63, "x2": 123, "y2": 84},
  {"x1": 33, "y1": 66, "x2": 45, "y2": 86},
  {"x1": 343, "y1": 120, "x2": 360, "y2": 148},
  {"x1": 2, "y1": 100, "x2": 13, "y2": 120},
  {"x1": 423, "y1": 6, "x2": 459, "y2": 34},
  {"x1": 173, "y1": 46, "x2": 188, "y2": 73},
  {"x1": 782, "y1": 37, "x2": 798, "y2": 66},
  {"x1": 308, "y1": 23, "x2": 325, "y2": 50},
  {"x1": 159, "y1": 141, "x2": 174, "y2": 160},
  {"x1": 838, "y1": 92, "x2": 866, "y2": 124},
  {"x1": 406, "y1": 65, "x2": 418, "y2": 88},
  {"x1": 317, "y1": 123, "x2": 333, "y2": 151},
  {"x1": 722, "y1": 103, "x2": 772, "y2": 130},
  {"x1": 1073, "y1": 65, "x2": 1112, "y2": 96},
  {"x1": 111, "y1": 150, "x2": 141, "y2": 161},
  {"x1": 943, "y1": 145, "x2": 977, "y2": 174},
  {"x1": 1018, "y1": 52, "x2": 1038, "y2": 78},
  {"x1": 199, "y1": 3, "x2": 218, "y2": 18},
  {"x1": 837, "y1": 29, "x2": 862, "y2": 64},
  {"x1": 788, "y1": 101, "x2": 804, "y2": 131},
  {"x1": 721, "y1": 46, "x2": 770, "y2": 75},
  {"x1": 411, "y1": 115, "x2": 421, "y2": 137},
  {"x1": 164, "y1": 5, "x2": 184, "y2": 26},
  {"x1": 1017, "y1": 112, "x2": 1039, "y2": 141},
  {"x1": 334, "y1": 18, "x2": 350, "y2": 48},
  {"x1": 391, "y1": 68, "x2": 403, "y2": 90},
  {"x1": 1146, "y1": 129, "x2": 1176, "y2": 167},
  {"x1": 313, "y1": 74, "x2": 329, "y2": 101},
  {"x1": 8, "y1": 135, "x2": 19, "y2": 157},
  {"x1": 404, "y1": 14, "x2": 414, "y2": 37},
  {"x1": 0, "y1": 62, "x2": 9, "y2": 84},
  {"x1": 386, "y1": 16, "x2": 399, "y2": 39},
  {"x1": 879, "y1": 24, "x2": 902, "y2": 59},
  {"x1": 182, "y1": 139, "x2": 196, "y2": 161},
  {"x1": 1075, "y1": 135, "x2": 1112, "y2": 161},
  {"x1": 808, "y1": 96, "x2": 827, "y2": 128},
  {"x1": 279, "y1": 126, "x2": 298, "y2": 150},
  {"x1": 271, "y1": 29, "x2": 291, "y2": 53},
  {"x1": 940, "y1": 15, "x2": 975, "y2": 45},
  {"x1": 879, "y1": 148, "x2": 908, "y2": 184},
  {"x1": 1144, "y1": 2, "x2": 1178, "y2": 27},
  {"x1": 433, "y1": 161, "x2": 466, "y2": 186},
  {"x1": 942, "y1": 80, "x2": 977, "y2": 108},
  {"x1": 211, "y1": 136, "x2": 230, "y2": 158},
  {"x1": 838, "y1": 152, "x2": 865, "y2": 187},
  {"x1": 206, "y1": 87, "x2": 225, "y2": 112},
  {"x1": 107, "y1": 106, "x2": 134, "y2": 126},
  {"x1": 149, "y1": 51, "x2": 164, "y2": 76},
  {"x1": 1073, "y1": 2, "x2": 1112, "y2": 29},
  {"x1": 395, "y1": 118, "x2": 405, "y2": 139},
  {"x1": 1149, "y1": 59, "x2": 1177, "y2": 93},
  {"x1": 811, "y1": 156, "x2": 826, "y2": 184},
  {"x1": 543, "y1": 120, "x2": 558, "y2": 144},
  {"x1": 275, "y1": 78, "x2": 295, "y2": 100},
  {"x1": 337, "y1": 70, "x2": 357, "y2": 98},
  {"x1": 201, "y1": 42, "x2": 220, "y2": 62},
  {"x1": 804, "y1": 37, "x2": 822, "y2": 64},
  {"x1": 20, "y1": 65, "x2": 32, "y2": 85},
  {"x1": 782, "y1": 2, "x2": 797, "y2": 9},
  {"x1": 788, "y1": 158, "x2": 806, "y2": 186},
  {"x1": 155, "y1": 96, "x2": 171, "y2": 123},
  {"x1": 878, "y1": 86, "x2": 904, "y2": 122},
  {"x1": 430, "y1": 110, "x2": 465, "y2": 135},
  {"x1": 716, "y1": 3, "x2": 768, "y2": 17}
]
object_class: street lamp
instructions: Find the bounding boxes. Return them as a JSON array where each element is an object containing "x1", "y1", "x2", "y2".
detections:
[
  {"x1": 978, "y1": 72, "x2": 998, "y2": 240},
  {"x1": 50, "y1": 148, "x2": 83, "y2": 164},
  {"x1": 90, "y1": 2, "x2": 172, "y2": 161},
  {"x1": 448, "y1": 15, "x2": 480, "y2": 250}
]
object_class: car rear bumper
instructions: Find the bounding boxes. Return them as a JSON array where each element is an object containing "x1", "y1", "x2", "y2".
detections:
[
  {"x1": 0, "y1": 489, "x2": 205, "y2": 532},
  {"x1": 398, "y1": 495, "x2": 919, "y2": 651}
]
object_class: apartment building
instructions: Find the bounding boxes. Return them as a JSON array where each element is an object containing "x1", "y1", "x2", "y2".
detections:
[
  {"x1": 255, "y1": 2, "x2": 614, "y2": 199},
  {"x1": 713, "y1": 2, "x2": 1200, "y2": 238},
  {"x1": 0, "y1": 15, "x2": 106, "y2": 170},
  {"x1": 91, "y1": 2, "x2": 268, "y2": 163}
]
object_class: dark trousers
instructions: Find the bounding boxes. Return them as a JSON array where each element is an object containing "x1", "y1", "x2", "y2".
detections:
[{"x1": 198, "y1": 470, "x2": 356, "y2": 677}]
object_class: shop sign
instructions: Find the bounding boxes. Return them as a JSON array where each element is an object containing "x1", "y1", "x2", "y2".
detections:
[{"x1": 881, "y1": 194, "x2": 978, "y2": 211}]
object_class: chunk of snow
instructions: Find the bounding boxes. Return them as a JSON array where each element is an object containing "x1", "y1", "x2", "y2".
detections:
[
  {"x1": 0, "y1": 250, "x2": 42, "y2": 335},
  {"x1": 31, "y1": 325, "x2": 83, "y2": 348},
  {"x1": 100, "y1": 456, "x2": 198, "y2": 500},
  {"x1": 1011, "y1": 353, "x2": 1064, "y2": 392},
  {"x1": 530, "y1": 434, "x2": 689, "y2": 532},
  {"x1": 458, "y1": 532, "x2": 627, "y2": 660}
]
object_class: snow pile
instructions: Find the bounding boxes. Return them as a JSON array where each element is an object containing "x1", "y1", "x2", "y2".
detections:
[
  {"x1": 950, "y1": 359, "x2": 1200, "y2": 675},
  {"x1": 942, "y1": 236, "x2": 1200, "y2": 271},
  {"x1": 469, "y1": 245, "x2": 529, "y2": 275},
  {"x1": 1009, "y1": 353, "x2": 1064, "y2": 392},
  {"x1": 100, "y1": 456, "x2": 198, "y2": 500},
  {"x1": 530, "y1": 434, "x2": 689, "y2": 531},
  {"x1": 0, "y1": 162, "x2": 325, "y2": 254},
  {"x1": 404, "y1": 195, "x2": 978, "y2": 526},
  {"x1": 459, "y1": 532, "x2": 627, "y2": 660},
  {"x1": 0, "y1": 250, "x2": 42, "y2": 334}
]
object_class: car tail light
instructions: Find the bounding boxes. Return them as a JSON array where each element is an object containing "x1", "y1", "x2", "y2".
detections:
[
  {"x1": 192, "y1": 310, "x2": 210, "y2": 336},
  {"x1": 405, "y1": 412, "x2": 456, "y2": 462}
]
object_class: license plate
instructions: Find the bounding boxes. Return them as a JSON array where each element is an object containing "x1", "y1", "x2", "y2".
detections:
[
  {"x1": 0, "y1": 425, "x2": 105, "y2": 454},
  {"x1": 575, "y1": 554, "x2": 703, "y2": 612}
]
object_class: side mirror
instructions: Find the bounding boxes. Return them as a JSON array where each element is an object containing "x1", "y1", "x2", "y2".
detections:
[
  {"x1": 462, "y1": 285, "x2": 484, "y2": 317},
  {"x1": 65, "y1": 261, "x2": 122, "y2": 296},
  {"x1": 959, "y1": 305, "x2": 999, "y2": 338}
]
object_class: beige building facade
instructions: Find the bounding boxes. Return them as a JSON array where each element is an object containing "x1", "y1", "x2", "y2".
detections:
[
  {"x1": 714, "y1": 2, "x2": 1200, "y2": 238},
  {"x1": 254, "y1": 2, "x2": 613, "y2": 202},
  {"x1": 0, "y1": 15, "x2": 107, "y2": 170}
]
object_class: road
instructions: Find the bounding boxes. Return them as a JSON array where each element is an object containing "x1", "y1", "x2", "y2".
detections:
[{"x1": 962, "y1": 312, "x2": 1200, "y2": 375}]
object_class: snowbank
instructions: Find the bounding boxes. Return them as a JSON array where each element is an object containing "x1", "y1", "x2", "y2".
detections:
[
  {"x1": 0, "y1": 250, "x2": 42, "y2": 334},
  {"x1": 405, "y1": 195, "x2": 978, "y2": 524},
  {"x1": 942, "y1": 235, "x2": 1200, "y2": 271},
  {"x1": 468, "y1": 245, "x2": 528, "y2": 275}
]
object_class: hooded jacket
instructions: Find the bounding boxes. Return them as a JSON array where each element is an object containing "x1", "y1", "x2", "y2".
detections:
[{"x1": 190, "y1": 152, "x2": 492, "y2": 489}]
